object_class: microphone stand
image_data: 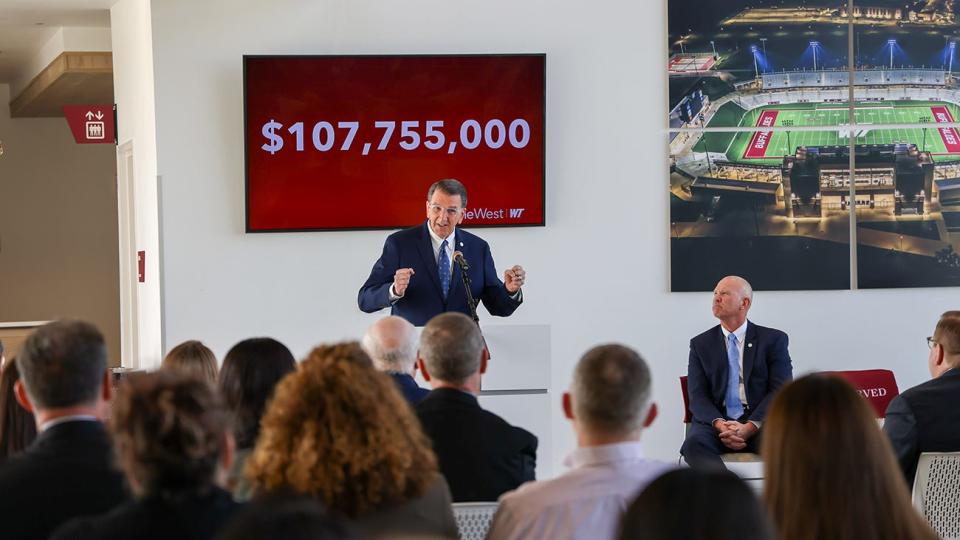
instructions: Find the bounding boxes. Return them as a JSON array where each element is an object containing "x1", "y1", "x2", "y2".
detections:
[{"x1": 454, "y1": 253, "x2": 491, "y2": 360}]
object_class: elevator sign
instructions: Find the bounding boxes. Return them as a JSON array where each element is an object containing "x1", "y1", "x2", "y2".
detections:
[{"x1": 63, "y1": 105, "x2": 116, "y2": 144}]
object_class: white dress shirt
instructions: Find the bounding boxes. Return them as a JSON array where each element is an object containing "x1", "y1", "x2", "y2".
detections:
[{"x1": 486, "y1": 441, "x2": 672, "y2": 540}]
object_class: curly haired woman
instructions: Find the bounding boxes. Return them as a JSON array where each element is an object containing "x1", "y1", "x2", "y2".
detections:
[{"x1": 245, "y1": 342, "x2": 457, "y2": 539}]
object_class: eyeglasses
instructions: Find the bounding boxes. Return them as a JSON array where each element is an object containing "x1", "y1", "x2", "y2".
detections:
[
  {"x1": 428, "y1": 204, "x2": 462, "y2": 217},
  {"x1": 927, "y1": 336, "x2": 939, "y2": 350}
]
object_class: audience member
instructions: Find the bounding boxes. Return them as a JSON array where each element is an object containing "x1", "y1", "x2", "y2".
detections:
[
  {"x1": 416, "y1": 312, "x2": 537, "y2": 502},
  {"x1": 215, "y1": 493, "x2": 351, "y2": 540},
  {"x1": 361, "y1": 315, "x2": 429, "y2": 405},
  {"x1": 763, "y1": 374, "x2": 937, "y2": 540},
  {"x1": 488, "y1": 344, "x2": 669, "y2": 540},
  {"x1": 163, "y1": 339, "x2": 219, "y2": 383},
  {"x1": 246, "y1": 342, "x2": 457, "y2": 539},
  {"x1": 885, "y1": 310, "x2": 960, "y2": 487},
  {"x1": 53, "y1": 370, "x2": 241, "y2": 539},
  {"x1": 219, "y1": 337, "x2": 297, "y2": 501},
  {"x1": 0, "y1": 357, "x2": 37, "y2": 463},
  {"x1": 618, "y1": 468, "x2": 774, "y2": 540},
  {"x1": 682, "y1": 275, "x2": 793, "y2": 468},
  {"x1": 0, "y1": 320, "x2": 128, "y2": 540}
]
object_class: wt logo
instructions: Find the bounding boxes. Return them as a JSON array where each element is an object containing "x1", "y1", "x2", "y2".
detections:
[{"x1": 509, "y1": 208, "x2": 525, "y2": 219}]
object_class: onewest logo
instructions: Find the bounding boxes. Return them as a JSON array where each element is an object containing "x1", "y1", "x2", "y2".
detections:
[{"x1": 510, "y1": 208, "x2": 525, "y2": 218}]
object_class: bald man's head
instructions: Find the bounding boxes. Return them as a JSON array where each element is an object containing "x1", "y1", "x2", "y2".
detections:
[
  {"x1": 361, "y1": 316, "x2": 418, "y2": 374},
  {"x1": 712, "y1": 275, "x2": 753, "y2": 325}
]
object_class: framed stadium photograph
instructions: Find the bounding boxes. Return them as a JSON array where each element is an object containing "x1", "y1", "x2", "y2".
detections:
[{"x1": 667, "y1": 0, "x2": 960, "y2": 290}]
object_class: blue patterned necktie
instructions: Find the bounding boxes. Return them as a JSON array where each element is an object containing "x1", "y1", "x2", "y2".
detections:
[
  {"x1": 438, "y1": 239, "x2": 451, "y2": 300},
  {"x1": 725, "y1": 333, "x2": 744, "y2": 419}
]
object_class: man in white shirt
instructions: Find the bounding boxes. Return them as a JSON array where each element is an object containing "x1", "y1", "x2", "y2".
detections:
[{"x1": 487, "y1": 343, "x2": 671, "y2": 540}]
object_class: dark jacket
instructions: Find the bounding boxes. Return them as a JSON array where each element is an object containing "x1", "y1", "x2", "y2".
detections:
[
  {"x1": 390, "y1": 372, "x2": 430, "y2": 405},
  {"x1": 358, "y1": 222, "x2": 521, "y2": 326},
  {"x1": 52, "y1": 486, "x2": 241, "y2": 540},
  {"x1": 884, "y1": 368, "x2": 960, "y2": 488},
  {"x1": 0, "y1": 420, "x2": 129, "y2": 540},
  {"x1": 416, "y1": 388, "x2": 537, "y2": 502},
  {"x1": 687, "y1": 321, "x2": 793, "y2": 424}
]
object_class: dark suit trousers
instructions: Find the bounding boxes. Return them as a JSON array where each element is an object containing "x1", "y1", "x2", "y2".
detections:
[{"x1": 680, "y1": 420, "x2": 761, "y2": 469}]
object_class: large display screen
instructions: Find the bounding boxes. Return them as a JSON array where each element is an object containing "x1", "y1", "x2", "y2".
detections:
[{"x1": 244, "y1": 55, "x2": 545, "y2": 232}]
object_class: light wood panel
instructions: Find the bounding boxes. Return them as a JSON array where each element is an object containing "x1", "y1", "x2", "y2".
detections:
[{"x1": 10, "y1": 52, "x2": 113, "y2": 118}]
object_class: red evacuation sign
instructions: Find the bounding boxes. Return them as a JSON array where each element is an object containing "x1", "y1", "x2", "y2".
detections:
[{"x1": 63, "y1": 105, "x2": 115, "y2": 144}]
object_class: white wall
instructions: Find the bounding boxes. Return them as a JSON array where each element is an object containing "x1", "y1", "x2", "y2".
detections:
[
  {"x1": 111, "y1": 0, "x2": 162, "y2": 369},
  {"x1": 149, "y1": 0, "x2": 955, "y2": 475}
]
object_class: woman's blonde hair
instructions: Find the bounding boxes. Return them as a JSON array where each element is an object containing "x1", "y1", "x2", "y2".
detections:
[
  {"x1": 762, "y1": 374, "x2": 937, "y2": 540},
  {"x1": 162, "y1": 340, "x2": 218, "y2": 384},
  {"x1": 245, "y1": 342, "x2": 438, "y2": 518}
]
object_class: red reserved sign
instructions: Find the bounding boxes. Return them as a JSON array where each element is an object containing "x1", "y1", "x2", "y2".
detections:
[
  {"x1": 743, "y1": 110, "x2": 779, "y2": 159},
  {"x1": 931, "y1": 106, "x2": 960, "y2": 153},
  {"x1": 63, "y1": 105, "x2": 115, "y2": 144}
]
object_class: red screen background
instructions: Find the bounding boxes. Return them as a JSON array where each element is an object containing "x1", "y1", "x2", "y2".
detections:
[{"x1": 244, "y1": 55, "x2": 545, "y2": 231}]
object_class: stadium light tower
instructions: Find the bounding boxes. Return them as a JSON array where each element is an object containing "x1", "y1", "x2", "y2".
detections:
[
  {"x1": 888, "y1": 39, "x2": 896, "y2": 69},
  {"x1": 810, "y1": 41, "x2": 820, "y2": 71},
  {"x1": 751, "y1": 45, "x2": 759, "y2": 79}
]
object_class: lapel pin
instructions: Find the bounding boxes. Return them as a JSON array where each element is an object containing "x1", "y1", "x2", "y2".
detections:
[
  {"x1": 459, "y1": 241, "x2": 463, "y2": 247},
  {"x1": 747, "y1": 343, "x2": 753, "y2": 348}
]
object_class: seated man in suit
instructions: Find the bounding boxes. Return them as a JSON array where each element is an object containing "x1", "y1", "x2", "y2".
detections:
[
  {"x1": 358, "y1": 178, "x2": 526, "y2": 326},
  {"x1": 487, "y1": 344, "x2": 672, "y2": 540},
  {"x1": 884, "y1": 310, "x2": 960, "y2": 487},
  {"x1": 0, "y1": 320, "x2": 129, "y2": 539},
  {"x1": 361, "y1": 315, "x2": 429, "y2": 405},
  {"x1": 681, "y1": 276, "x2": 793, "y2": 469},
  {"x1": 415, "y1": 312, "x2": 537, "y2": 502}
]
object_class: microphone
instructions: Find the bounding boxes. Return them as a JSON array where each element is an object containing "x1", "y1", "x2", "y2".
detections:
[{"x1": 453, "y1": 251, "x2": 470, "y2": 271}]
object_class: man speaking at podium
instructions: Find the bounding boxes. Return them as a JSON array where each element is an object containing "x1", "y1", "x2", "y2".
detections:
[{"x1": 359, "y1": 179, "x2": 526, "y2": 326}]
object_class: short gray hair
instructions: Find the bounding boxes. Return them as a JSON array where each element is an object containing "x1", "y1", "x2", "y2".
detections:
[
  {"x1": 419, "y1": 313, "x2": 484, "y2": 384},
  {"x1": 427, "y1": 179, "x2": 468, "y2": 207},
  {"x1": 18, "y1": 320, "x2": 107, "y2": 409},
  {"x1": 361, "y1": 317, "x2": 418, "y2": 372},
  {"x1": 572, "y1": 344, "x2": 652, "y2": 435}
]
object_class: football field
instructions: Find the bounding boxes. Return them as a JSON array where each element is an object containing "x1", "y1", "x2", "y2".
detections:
[{"x1": 723, "y1": 101, "x2": 960, "y2": 166}]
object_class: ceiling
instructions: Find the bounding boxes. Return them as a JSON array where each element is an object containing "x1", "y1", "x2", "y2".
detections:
[{"x1": 0, "y1": 0, "x2": 113, "y2": 84}]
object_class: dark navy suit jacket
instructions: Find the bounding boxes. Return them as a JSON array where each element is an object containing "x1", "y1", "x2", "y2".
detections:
[
  {"x1": 358, "y1": 222, "x2": 521, "y2": 326},
  {"x1": 687, "y1": 321, "x2": 792, "y2": 424},
  {"x1": 884, "y1": 368, "x2": 960, "y2": 487},
  {"x1": 390, "y1": 372, "x2": 430, "y2": 405}
]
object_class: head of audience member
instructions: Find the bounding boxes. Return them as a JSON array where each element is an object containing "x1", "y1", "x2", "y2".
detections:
[
  {"x1": 712, "y1": 275, "x2": 753, "y2": 332},
  {"x1": 425, "y1": 178, "x2": 468, "y2": 239},
  {"x1": 417, "y1": 312, "x2": 487, "y2": 394},
  {"x1": 111, "y1": 370, "x2": 233, "y2": 498},
  {"x1": 214, "y1": 493, "x2": 350, "y2": 540},
  {"x1": 246, "y1": 342, "x2": 438, "y2": 518},
  {"x1": 762, "y1": 374, "x2": 937, "y2": 540},
  {"x1": 361, "y1": 316, "x2": 418, "y2": 375},
  {"x1": 219, "y1": 338, "x2": 296, "y2": 450},
  {"x1": 0, "y1": 357, "x2": 37, "y2": 462},
  {"x1": 14, "y1": 319, "x2": 111, "y2": 427},
  {"x1": 928, "y1": 310, "x2": 960, "y2": 378},
  {"x1": 619, "y1": 468, "x2": 774, "y2": 540},
  {"x1": 563, "y1": 344, "x2": 657, "y2": 447},
  {"x1": 163, "y1": 340, "x2": 219, "y2": 384}
]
